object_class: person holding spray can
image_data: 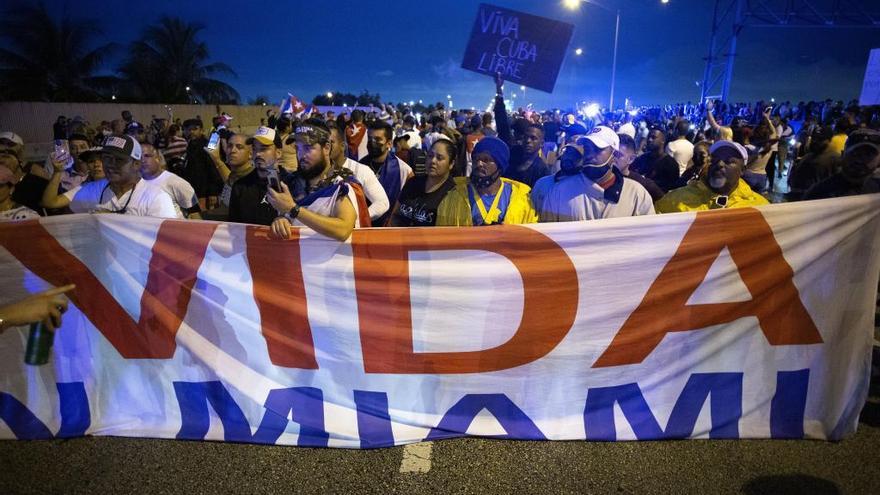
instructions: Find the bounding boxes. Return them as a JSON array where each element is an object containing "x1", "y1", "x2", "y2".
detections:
[{"x1": 0, "y1": 284, "x2": 75, "y2": 365}]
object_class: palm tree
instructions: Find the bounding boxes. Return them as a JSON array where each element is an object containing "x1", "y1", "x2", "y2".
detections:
[
  {"x1": 117, "y1": 17, "x2": 239, "y2": 104},
  {"x1": 0, "y1": 2, "x2": 115, "y2": 101}
]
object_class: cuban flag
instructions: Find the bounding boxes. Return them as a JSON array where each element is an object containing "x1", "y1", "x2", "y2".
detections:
[{"x1": 280, "y1": 93, "x2": 307, "y2": 116}]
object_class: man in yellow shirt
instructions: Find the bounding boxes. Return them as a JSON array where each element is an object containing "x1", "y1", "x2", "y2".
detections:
[
  {"x1": 655, "y1": 140, "x2": 769, "y2": 213},
  {"x1": 436, "y1": 136, "x2": 537, "y2": 226}
]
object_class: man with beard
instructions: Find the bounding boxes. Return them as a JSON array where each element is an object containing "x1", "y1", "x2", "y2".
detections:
[
  {"x1": 531, "y1": 126, "x2": 654, "y2": 222},
  {"x1": 359, "y1": 121, "x2": 412, "y2": 226},
  {"x1": 267, "y1": 119, "x2": 366, "y2": 241},
  {"x1": 228, "y1": 126, "x2": 289, "y2": 225},
  {"x1": 804, "y1": 129, "x2": 880, "y2": 200},
  {"x1": 655, "y1": 140, "x2": 768, "y2": 213},
  {"x1": 631, "y1": 126, "x2": 680, "y2": 192}
]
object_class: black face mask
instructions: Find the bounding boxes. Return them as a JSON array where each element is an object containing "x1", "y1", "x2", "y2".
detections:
[
  {"x1": 470, "y1": 168, "x2": 501, "y2": 189},
  {"x1": 367, "y1": 143, "x2": 385, "y2": 158}
]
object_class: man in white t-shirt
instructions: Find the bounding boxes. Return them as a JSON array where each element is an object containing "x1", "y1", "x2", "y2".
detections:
[
  {"x1": 531, "y1": 126, "x2": 654, "y2": 222},
  {"x1": 326, "y1": 123, "x2": 389, "y2": 221},
  {"x1": 666, "y1": 120, "x2": 694, "y2": 175},
  {"x1": 140, "y1": 142, "x2": 200, "y2": 218},
  {"x1": 41, "y1": 134, "x2": 181, "y2": 218}
]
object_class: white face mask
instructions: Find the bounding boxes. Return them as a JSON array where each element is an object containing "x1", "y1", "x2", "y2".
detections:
[{"x1": 584, "y1": 151, "x2": 614, "y2": 168}]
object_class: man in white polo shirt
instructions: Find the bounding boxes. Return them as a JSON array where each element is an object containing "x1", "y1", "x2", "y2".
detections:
[
  {"x1": 531, "y1": 126, "x2": 654, "y2": 222},
  {"x1": 41, "y1": 134, "x2": 181, "y2": 218}
]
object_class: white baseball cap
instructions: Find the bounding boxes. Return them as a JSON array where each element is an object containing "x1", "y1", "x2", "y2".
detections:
[
  {"x1": 709, "y1": 140, "x2": 748, "y2": 161},
  {"x1": 247, "y1": 126, "x2": 279, "y2": 146},
  {"x1": 0, "y1": 131, "x2": 24, "y2": 146},
  {"x1": 584, "y1": 126, "x2": 619, "y2": 152}
]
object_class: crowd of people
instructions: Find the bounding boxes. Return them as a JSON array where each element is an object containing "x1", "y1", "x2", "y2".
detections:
[{"x1": 1, "y1": 74, "x2": 879, "y2": 244}]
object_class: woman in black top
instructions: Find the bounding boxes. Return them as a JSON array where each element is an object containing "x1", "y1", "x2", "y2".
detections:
[{"x1": 389, "y1": 139, "x2": 458, "y2": 227}]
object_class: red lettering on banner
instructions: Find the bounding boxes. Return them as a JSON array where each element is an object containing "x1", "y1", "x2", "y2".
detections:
[
  {"x1": 352, "y1": 226, "x2": 579, "y2": 374},
  {"x1": 245, "y1": 226, "x2": 317, "y2": 369},
  {"x1": 0, "y1": 220, "x2": 217, "y2": 358},
  {"x1": 592, "y1": 208, "x2": 822, "y2": 368}
]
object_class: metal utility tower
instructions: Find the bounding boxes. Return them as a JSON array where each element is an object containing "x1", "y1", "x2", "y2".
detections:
[{"x1": 700, "y1": 0, "x2": 880, "y2": 103}]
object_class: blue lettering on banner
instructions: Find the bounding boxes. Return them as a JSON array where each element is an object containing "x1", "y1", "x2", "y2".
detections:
[
  {"x1": 0, "y1": 382, "x2": 90, "y2": 439},
  {"x1": 174, "y1": 381, "x2": 328, "y2": 447},
  {"x1": 770, "y1": 369, "x2": 809, "y2": 439},
  {"x1": 584, "y1": 373, "x2": 744, "y2": 441},
  {"x1": 425, "y1": 393, "x2": 546, "y2": 441},
  {"x1": 354, "y1": 390, "x2": 395, "y2": 448}
]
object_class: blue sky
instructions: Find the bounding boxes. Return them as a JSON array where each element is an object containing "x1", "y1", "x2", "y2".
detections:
[{"x1": 43, "y1": 0, "x2": 880, "y2": 108}]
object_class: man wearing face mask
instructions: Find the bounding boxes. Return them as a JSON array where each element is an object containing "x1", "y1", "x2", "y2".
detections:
[
  {"x1": 804, "y1": 129, "x2": 880, "y2": 200},
  {"x1": 531, "y1": 126, "x2": 654, "y2": 222},
  {"x1": 360, "y1": 121, "x2": 412, "y2": 226},
  {"x1": 435, "y1": 136, "x2": 537, "y2": 226},
  {"x1": 655, "y1": 140, "x2": 768, "y2": 213}
]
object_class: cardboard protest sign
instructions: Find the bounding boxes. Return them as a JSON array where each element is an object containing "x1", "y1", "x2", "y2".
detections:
[
  {"x1": 859, "y1": 48, "x2": 880, "y2": 106},
  {"x1": 461, "y1": 3, "x2": 574, "y2": 93}
]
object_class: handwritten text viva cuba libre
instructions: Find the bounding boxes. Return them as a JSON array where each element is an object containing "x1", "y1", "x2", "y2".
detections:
[{"x1": 0, "y1": 209, "x2": 822, "y2": 374}]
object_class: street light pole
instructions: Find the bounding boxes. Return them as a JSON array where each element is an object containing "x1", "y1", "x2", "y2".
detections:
[{"x1": 609, "y1": 9, "x2": 620, "y2": 111}]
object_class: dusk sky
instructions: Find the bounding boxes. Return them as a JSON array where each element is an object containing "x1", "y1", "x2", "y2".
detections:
[{"x1": 46, "y1": 0, "x2": 880, "y2": 108}]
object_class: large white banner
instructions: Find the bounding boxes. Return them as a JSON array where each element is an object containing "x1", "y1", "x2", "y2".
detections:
[
  {"x1": 0, "y1": 195, "x2": 878, "y2": 448},
  {"x1": 860, "y1": 48, "x2": 880, "y2": 106}
]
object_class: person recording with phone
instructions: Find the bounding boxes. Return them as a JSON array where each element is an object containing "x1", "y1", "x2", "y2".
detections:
[
  {"x1": 40, "y1": 134, "x2": 181, "y2": 218},
  {"x1": 266, "y1": 119, "x2": 364, "y2": 242}
]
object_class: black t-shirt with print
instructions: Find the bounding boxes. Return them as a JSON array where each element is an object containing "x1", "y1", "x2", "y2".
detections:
[{"x1": 390, "y1": 176, "x2": 455, "y2": 227}]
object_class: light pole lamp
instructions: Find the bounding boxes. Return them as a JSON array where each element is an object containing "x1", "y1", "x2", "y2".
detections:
[{"x1": 563, "y1": 0, "x2": 620, "y2": 110}]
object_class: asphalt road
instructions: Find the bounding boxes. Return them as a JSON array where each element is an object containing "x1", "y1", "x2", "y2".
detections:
[{"x1": 1, "y1": 395, "x2": 878, "y2": 495}]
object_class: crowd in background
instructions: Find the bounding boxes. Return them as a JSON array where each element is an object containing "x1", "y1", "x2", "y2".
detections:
[{"x1": 2, "y1": 74, "x2": 879, "y2": 241}]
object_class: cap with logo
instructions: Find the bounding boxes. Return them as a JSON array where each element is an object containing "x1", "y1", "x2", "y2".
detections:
[
  {"x1": 584, "y1": 126, "x2": 620, "y2": 152},
  {"x1": 101, "y1": 134, "x2": 142, "y2": 161},
  {"x1": 247, "y1": 126, "x2": 282, "y2": 148},
  {"x1": 290, "y1": 123, "x2": 331, "y2": 146}
]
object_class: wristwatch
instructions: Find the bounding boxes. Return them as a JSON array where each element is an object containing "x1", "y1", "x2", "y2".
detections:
[{"x1": 283, "y1": 204, "x2": 301, "y2": 221}]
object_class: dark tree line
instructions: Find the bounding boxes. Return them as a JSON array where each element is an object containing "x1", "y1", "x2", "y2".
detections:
[{"x1": 0, "y1": 2, "x2": 239, "y2": 104}]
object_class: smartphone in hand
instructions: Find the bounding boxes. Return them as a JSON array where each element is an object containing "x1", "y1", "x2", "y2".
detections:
[
  {"x1": 53, "y1": 139, "x2": 73, "y2": 170},
  {"x1": 206, "y1": 132, "x2": 220, "y2": 150},
  {"x1": 264, "y1": 167, "x2": 281, "y2": 192}
]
